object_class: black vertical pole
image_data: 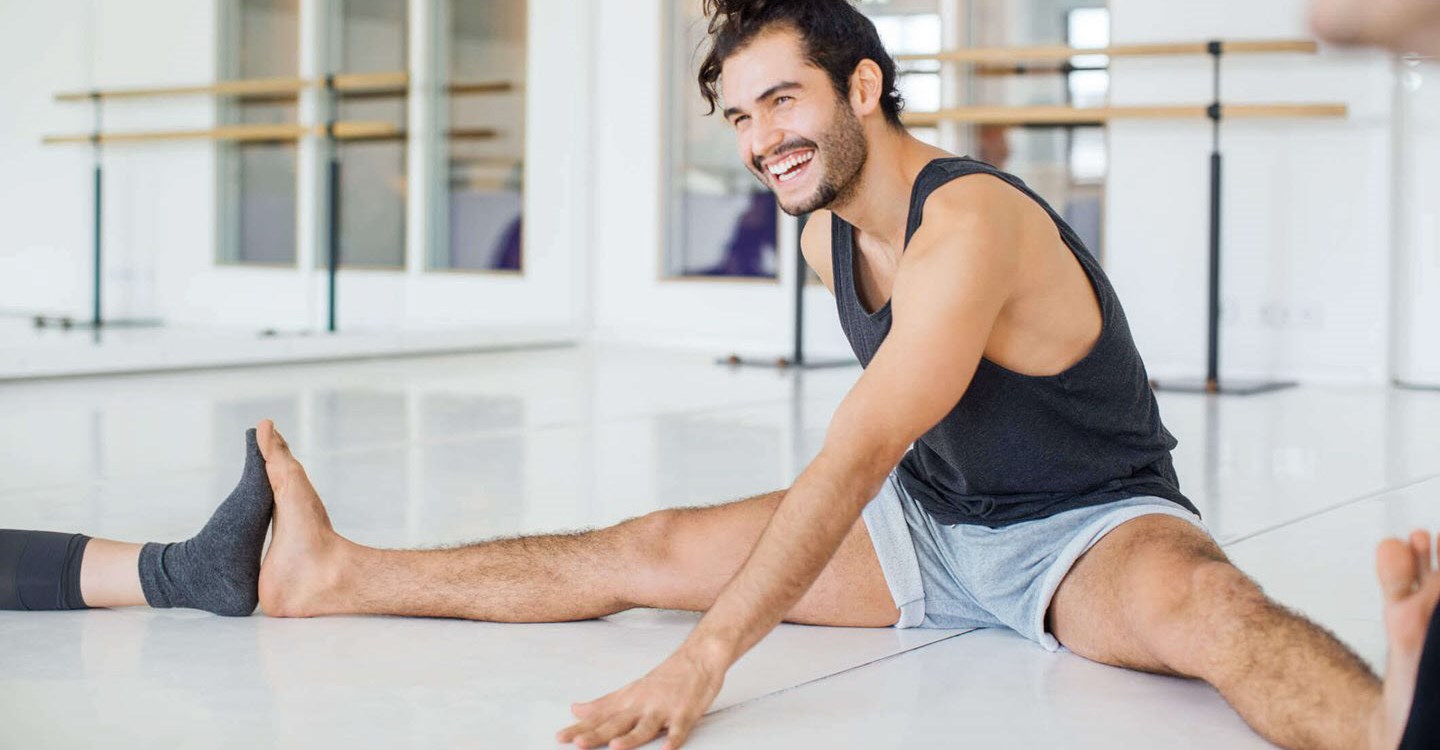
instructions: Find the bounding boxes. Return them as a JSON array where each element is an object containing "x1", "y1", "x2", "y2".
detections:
[
  {"x1": 92, "y1": 156, "x2": 103, "y2": 329},
  {"x1": 792, "y1": 214, "x2": 807, "y2": 365},
  {"x1": 327, "y1": 150, "x2": 340, "y2": 333},
  {"x1": 1205, "y1": 41, "x2": 1223, "y2": 393},
  {"x1": 91, "y1": 92, "x2": 103, "y2": 329},
  {"x1": 325, "y1": 75, "x2": 339, "y2": 334}
]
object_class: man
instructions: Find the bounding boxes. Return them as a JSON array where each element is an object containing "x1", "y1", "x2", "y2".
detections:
[
  {"x1": 3, "y1": 2, "x2": 1437, "y2": 749},
  {"x1": 1311, "y1": 0, "x2": 1440, "y2": 56}
]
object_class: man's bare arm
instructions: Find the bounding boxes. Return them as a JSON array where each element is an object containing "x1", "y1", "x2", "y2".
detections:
[
  {"x1": 557, "y1": 182, "x2": 1026, "y2": 750},
  {"x1": 681, "y1": 185, "x2": 1024, "y2": 667}
]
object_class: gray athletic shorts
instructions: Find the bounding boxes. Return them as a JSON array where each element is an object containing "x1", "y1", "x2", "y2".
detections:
[{"x1": 860, "y1": 470, "x2": 1210, "y2": 650}]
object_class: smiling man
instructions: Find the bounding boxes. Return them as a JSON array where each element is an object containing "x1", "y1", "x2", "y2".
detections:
[{"x1": 5, "y1": 1, "x2": 1440, "y2": 749}]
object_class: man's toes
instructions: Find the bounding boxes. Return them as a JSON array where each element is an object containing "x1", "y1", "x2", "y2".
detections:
[
  {"x1": 1413, "y1": 530, "x2": 1435, "y2": 580},
  {"x1": 256, "y1": 420, "x2": 295, "y2": 461},
  {"x1": 1380, "y1": 538, "x2": 1420, "y2": 603}
]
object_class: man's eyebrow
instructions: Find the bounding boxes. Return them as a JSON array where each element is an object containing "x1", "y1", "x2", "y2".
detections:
[{"x1": 722, "y1": 81, "x2": 802, "y2": 120}]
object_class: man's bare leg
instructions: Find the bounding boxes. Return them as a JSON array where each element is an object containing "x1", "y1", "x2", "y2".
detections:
[
  {"x1": 1049, "y1": 515, "x2": 1440, "y2": 750},
  {"x1": 254, "y1": 420, "x2": 900, "y2": 627}
]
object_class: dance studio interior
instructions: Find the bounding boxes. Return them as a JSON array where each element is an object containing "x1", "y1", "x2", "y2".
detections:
[{"x1": 2, "y1": 0, "x2": 1438, "y2": 746}]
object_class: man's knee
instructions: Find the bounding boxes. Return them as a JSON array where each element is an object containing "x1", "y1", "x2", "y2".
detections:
[{"x1": 1136, "y1": 559, "x2": 1270, "y2": 675}]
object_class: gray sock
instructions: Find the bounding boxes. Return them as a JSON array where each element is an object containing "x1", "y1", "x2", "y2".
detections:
[{"x1": 138, "y1": 428, "x2": 273, "y2": 616}]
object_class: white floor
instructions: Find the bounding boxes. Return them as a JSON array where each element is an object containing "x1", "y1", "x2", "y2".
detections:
[
  {"x1": 0, "y1": 316, "x2": 577, "y2": 381},
  {"x1": 3, "y1": 343, "x2": 1440, "y2": 748}
]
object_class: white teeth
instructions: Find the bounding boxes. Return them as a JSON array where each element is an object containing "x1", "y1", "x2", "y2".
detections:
[{"x1": 767, "y1": 151, "x2": 813, "y2": 177}]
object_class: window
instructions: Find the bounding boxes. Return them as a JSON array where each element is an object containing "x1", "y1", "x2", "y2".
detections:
[
  {"x1": 867, "y1": 8, "x2": 942, "y2": 147},
  {"x1": 1066, "y1": 6, "x2": 1109, "y2": 184},
  {"x1": 220, "y1": 0, "x2": 300, "y2": 265},
  {"x1": 332, "y1": 0, "x2": 407, "y2": 269},
  {"x1": 435, "y1": 0, "x2": 527, "y2": 272},
  {"x1": 664, "y1": 0, "x2": 778, "y2": 280}
]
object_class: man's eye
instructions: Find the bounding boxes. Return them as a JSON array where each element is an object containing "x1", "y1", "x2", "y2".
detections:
[
  {"x1": 776, "y1": 96, "x2": 793, "y2": 105},
  {"x1": 733, "y1": 115, "x2": 750, "y2": 127}
]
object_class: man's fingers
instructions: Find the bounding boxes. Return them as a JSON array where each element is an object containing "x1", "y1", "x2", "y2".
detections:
[
  {"x1": 661, "y1": 715, "x2": 698, "y2": 750},
  {"x1": 609, "y1": 715, "x2": 665, "y2": 750},
  {"x1": 574, "y1": 714, "x2": 639, "y2": 749},
  {"x1": 556, "y1": 721, "x2": 590, "y2": 744}
]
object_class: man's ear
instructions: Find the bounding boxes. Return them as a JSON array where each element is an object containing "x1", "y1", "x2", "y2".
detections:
[{"x1": 848, "y1": 59, "x2": 885, "y2": 119}]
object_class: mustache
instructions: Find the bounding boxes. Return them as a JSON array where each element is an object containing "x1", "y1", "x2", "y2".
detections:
[{"x1": 753, "y1": 138, "x2": 819, "y2": 173}]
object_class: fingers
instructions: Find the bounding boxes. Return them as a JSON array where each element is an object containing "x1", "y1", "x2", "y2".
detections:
[
  {"x1": 575, "y1": 715, "x2": 640, "y2": 749},
  {"x1": 661, "y1": 716, "x2": 697, "y2": 750},
  {"x1": 610, "y1": 715, "x2": 665, "y2": 750},
  {"x1": 1378, "y1": 537, "x2": 1419, "y2": 603},
  {"x1": 556, "y1": 714, "x2": 634, "y2": 749}
]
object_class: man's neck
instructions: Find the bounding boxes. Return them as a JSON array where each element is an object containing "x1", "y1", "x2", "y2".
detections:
[{"x1": 829, "y1": 128, "x2": 951, "y2": 256}]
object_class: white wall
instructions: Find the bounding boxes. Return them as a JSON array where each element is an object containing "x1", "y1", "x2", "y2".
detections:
[
  {"x1": 1392, "y1": 57, "x2": 1440, "y2": 387},
  {"x1": 1106, "y1": 0, "x2": 1398, "y2": 385},
  {"x1": 0, "y1": 0, "x2": 142, "y2": 319}
]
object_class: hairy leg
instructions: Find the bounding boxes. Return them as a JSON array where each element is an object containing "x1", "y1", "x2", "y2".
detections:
[
  {"x1": 256, "y1": 421, "x2": 899, "y2": 627},
  {"x1": 1049, "y1": 515, "x2": 1382, "y2": 750}
]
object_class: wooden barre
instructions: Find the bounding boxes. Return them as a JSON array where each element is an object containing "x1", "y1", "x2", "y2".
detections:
[
  {"x1": 331, "y1": 71, "x2": 409, "y2": 93},
  {"x1": 341, "y1": 127, "x2": 501, "y2": 143},
  {"x1": 900, "y1": 103, "x2": 1348, "y2": 127},
  {"x1": 56, "y1": 76, "x2": 310, "y2": 102},
  {"x1": 43, "y1": 121, "x2": 402, "y2": 145},
  {"x1": 896, "y1": 39, "x2": 1319, "y2": 65},
  {"x1": 41, "y1": 122, "x2": 499, "y2": 145},
  {"x1": 55, "y1": 73, "x2": 513, "y2": 102}
]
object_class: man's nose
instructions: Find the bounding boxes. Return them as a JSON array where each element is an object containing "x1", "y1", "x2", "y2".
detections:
[{"x1": 750, "y1": 118, "x2": 784, "y2": 165}]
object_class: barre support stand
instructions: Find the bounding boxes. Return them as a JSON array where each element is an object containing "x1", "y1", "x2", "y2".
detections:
[
  {"x1": 720, "y1": 213, "x2": 856, "y2": 370},
  {"x1": 325, "y1": 74, "x2": 341, "y2": 334},
  {"x1": 1151, "y1": 41, "x2": 1295, "y2": 396},
  {"x1": 34, "y1": 92, "x2": 162, "y2": 334}
]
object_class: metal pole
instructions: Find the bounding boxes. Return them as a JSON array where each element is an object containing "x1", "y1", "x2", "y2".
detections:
[
  {"x1": 792, "y1": 214, "x2": 807, "y2": 365},
  {"x1": 325, "y1": 74, "x2": 339, "y2": 334},
  {"x1": 91, "y1": 92, "x2": 103, "y2": 329},
  {"x1": 327, "y1": 150, "x2": 340, "y2": 333},
  {"x1": 1205, "y1": 41, "x2": 1223, "y2": 392}
]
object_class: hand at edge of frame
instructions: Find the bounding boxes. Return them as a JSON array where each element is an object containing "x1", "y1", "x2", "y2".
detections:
[{"x1": 555, "y1": 644, "x2": 728, "y2": 750}]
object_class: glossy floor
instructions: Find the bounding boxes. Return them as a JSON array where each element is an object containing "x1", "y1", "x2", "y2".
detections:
[{"x1": 2, "y1": 343, "x2": 1439, "y2": 748}]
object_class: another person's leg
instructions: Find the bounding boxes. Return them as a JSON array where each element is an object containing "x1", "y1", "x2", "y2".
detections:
[
  {"x1": 255, "y1": 420, "x2": 900, "y2": 627},
  {"x1": 1048, "y1": 514, "x2": 1436, "y2": 749},
  {"x1": 1311, "y1": 0, "x2": 1440, "y2": 56},
  {"x1": 1, "y1": 428, "x2": 273, "y2": 616}
]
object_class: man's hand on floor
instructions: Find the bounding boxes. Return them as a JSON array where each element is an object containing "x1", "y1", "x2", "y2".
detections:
[{"x1": 556, "y1": 644, "x2": 726, "y2": 750}]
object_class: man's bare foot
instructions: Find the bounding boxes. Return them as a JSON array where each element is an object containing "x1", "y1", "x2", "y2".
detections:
[
  {"x1": 1310, "y1": 0, "x2": 1440, "y2": 56},
  {"x1": 1372, "y1": 530, "x2": 1440, "y2": 749},
  {"x1": 255, "y1": 419, "x2": 358, "y2": 618}
]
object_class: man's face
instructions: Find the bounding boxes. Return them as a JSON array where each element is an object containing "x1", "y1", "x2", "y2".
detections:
[{"x1": 720, "y1": 29, "x2": 868, "y2": 216}]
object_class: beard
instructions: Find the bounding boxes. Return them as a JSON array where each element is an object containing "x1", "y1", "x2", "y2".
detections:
[{"x1": 752, "y1": 102, "x2": 868, "y2": 216}]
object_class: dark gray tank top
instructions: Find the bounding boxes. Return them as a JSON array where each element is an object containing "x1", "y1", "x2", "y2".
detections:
[{"x1": 833, "y1": 157, "x2": 1198, "y2": 527}]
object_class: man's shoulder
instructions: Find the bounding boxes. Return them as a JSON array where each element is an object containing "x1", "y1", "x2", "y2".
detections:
[
  {"x1": 903, "y1": 173, "x2": 1034, "y2": 266},
  {"x1": 800, "y1": 209, "x2": 833, "y2": 248},
  {"x1": 917, "y1": 171, "x2": 1030, "y2": 234},
  {"x1": 799, "y1": 210, "x2": 835, "y2": 265},
  {"x1": 800, "y1": 209, "x2": 836, "y2": 292}
]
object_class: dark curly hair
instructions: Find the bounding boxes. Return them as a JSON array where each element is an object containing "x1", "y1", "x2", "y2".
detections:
[{"x1": 697, "y1": 0, "x2": 906, "y2": 129}]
